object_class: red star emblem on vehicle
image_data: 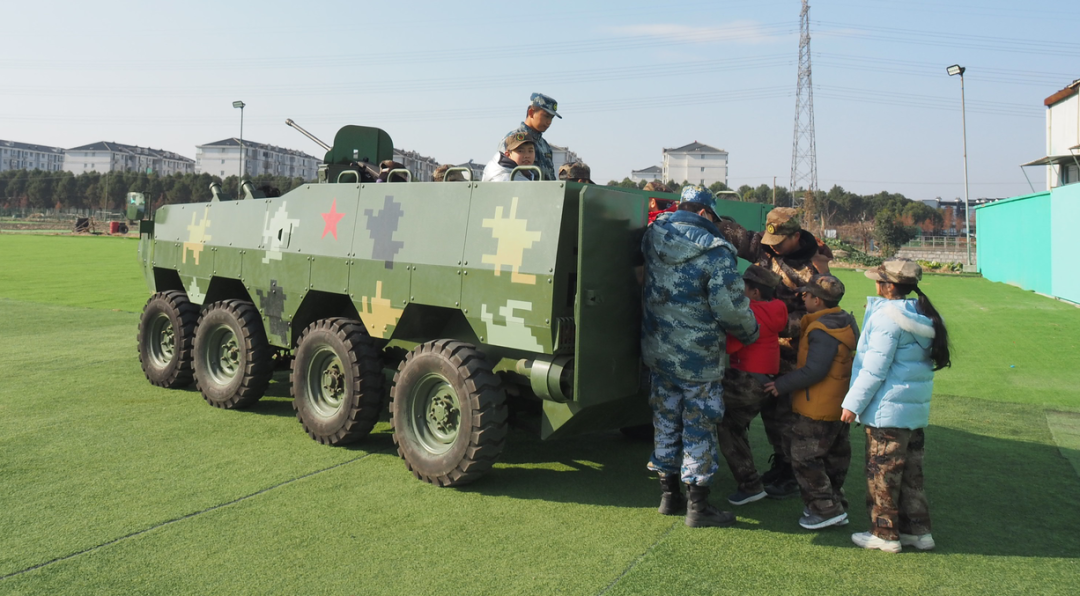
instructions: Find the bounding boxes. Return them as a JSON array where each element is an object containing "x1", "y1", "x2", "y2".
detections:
[{"x1": 321, "y1": 198, "x2": 346, "y2": 240}]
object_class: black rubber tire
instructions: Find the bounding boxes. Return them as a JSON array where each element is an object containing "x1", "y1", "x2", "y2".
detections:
[
  {"x1": 193, "y1": 300, "x2": 273, "y2": 409},
  {"x1": 291, "y1": 318, "x2": 385, "y2": 445},
  {"x1": 137, "y1": 290, "x2": 198, "y2": 388},
  {"x1": 390, "y1": 340, "x2": 508, "y2": 487}
]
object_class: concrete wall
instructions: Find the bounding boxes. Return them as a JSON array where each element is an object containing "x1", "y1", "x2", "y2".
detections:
[{"x1": 895, "y1": 246, "x2": 975, "y2": 266}]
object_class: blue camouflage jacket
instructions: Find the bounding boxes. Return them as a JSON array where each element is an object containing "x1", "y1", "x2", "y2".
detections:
[
  {"x1": 500, "y1": 123, "x2": 554, "y2": 182},
  {"x1": 641, "y1": 210, "x2": 760, "y2": 382}
]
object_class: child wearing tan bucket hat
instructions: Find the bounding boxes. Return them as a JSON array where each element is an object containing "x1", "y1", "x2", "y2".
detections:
[{"x1": 841, "y1": 258, "x2": 952, "y2": 553}]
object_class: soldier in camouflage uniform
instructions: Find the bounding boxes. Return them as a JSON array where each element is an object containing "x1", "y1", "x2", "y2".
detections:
[
  {"x1": 498, "y1": 93, "x2": 560, "y2": 181},
  {"x1": 841, "y1": 259, "x2": 949, "y2": 553},
  {"x1": 641, "y1": 185, "x2": 760, "y2": 528},
  {"x1": 714, "y1": 207, "x2": 833, "y2": 498}
]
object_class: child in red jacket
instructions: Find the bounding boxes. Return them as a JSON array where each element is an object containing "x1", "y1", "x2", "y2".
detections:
[{"x1": 718, "y1": 265, "x2": 789, "y2": 505}]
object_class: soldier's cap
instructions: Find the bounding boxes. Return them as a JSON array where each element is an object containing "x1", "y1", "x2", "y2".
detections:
[
  {"x1": 798, "y1": 274, "x2": 846, "y2": 303},
  {"x1": 742, "y1": 265, "x2": 782, "y2": 289},
  {"x1": 565, "y1": 162, "x2": 593, "y2": 183},
  {"x1": 643, "y1": 181, "x2": 672, "y2": 193},
  {"x1": 529, "y1": 92, "x2": 562, "y2": 119},
  {"x1": 680, "y1": 185, "x2": 718, "y2": 218},
  {"x1": 504, "y1": 131, "x2": 535, "y2": 152},
  {"x1": 558, "y1": 163, "x2": 572, "y2": 180},
  {"x1": 760, "y1": 207, "x2": 802, "y2": 246},
  {"x1": 865, "y1": 258, "x2": 923, "y2": 285}
]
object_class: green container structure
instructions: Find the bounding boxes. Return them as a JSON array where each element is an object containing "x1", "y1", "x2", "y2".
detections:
[{"x1": 134, "y1": 124, "x2": 766, "y2": 486}]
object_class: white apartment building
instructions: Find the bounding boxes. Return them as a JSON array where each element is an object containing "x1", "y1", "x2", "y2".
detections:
[
  {"x1": 662, "y1": 141, "x2": 729, "y2": 187},
  {"x1": 393, "y1": 148, "x2": 439, "y2": 182},
  {"x1": 550, "y1": 144, "x2": 580, "y2": 176},
  {"x1": 1023, "y1": 78, "x2": 1080, "y2": 189},
  {"x1": 65, "y1": 141, "x2": 194, "y2": 176},
  {"x1": 631, "y1": 165, "x2": 663, "y2": 183},
  {"x1": 0, "y1": 140, "x2": 65, "y2": 172},
  {"x1": 196, "y1": 138, "x2": 318, "y2": 180}
]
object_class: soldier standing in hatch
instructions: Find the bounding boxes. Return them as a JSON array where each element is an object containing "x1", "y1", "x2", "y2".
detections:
[
  {"x1": 497, "y1": 93, "x2": 560, "y2": 181},
  {"x1": 713, "y1": 207, "x2": 833, "y2": 498},
  {"x1": 641, "y1": 185, "x2": 759, "y2": 528}
]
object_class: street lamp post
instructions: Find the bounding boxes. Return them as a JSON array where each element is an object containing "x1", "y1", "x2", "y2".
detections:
[
  {"x1": 946, "y1": 65, "x2": 972, "y2": 268},
  {"x1": 233, "y1": 100, "x2": 246, "y2": 197}
]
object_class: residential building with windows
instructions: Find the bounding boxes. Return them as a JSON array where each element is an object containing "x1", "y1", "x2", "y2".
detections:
[
  {"x1": 550, "y1": 144, "x2": 580, "y2": 177},
  {"x1": 195, "y1": 138, "x2": 318, "y2": 180},
  {"x1": 631, "y1": 165, "x2": 663, "y2": 183},
  {"x1": 455, "y1": 161, "x2": 484, "y2": 182},
  {"x1": 1022, "y1": 78, "x2": 1080, "y2": 189},
  {"x1": 64, "y1": 141, "x2": 194, "y2": 176},
  {"x1": 0, "y1": 140, "x2": 65, "y2": 172},
  {"x1": 393, "y1": 148, "x2": 439, "y2": 182},
  {"x1": 662, "y1": 141, "x2": 728, "y2": 187}
]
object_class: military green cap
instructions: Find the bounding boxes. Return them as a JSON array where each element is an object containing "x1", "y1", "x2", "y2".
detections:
[
  {"x1": 743, "y1": 264, "x2": 781, "y2": 289},
  {"x1": 798, "y1": 274, "x2": 846, "y2": 302},
  {"x1": 761, "y1": 207, "x2": 802, "y2": 245},
  {"x1": 865, "y1": 258, "x2": 923, "y2": 285}
]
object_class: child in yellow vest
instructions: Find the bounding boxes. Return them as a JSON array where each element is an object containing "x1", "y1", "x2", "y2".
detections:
[{"x1": 764, "y1": 274, "x2": 858, "y2": 530}]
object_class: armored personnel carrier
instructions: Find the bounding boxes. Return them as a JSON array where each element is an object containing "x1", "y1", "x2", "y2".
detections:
[{"x1": 134, "y1": 123, "x2": 767, "y2": 486}]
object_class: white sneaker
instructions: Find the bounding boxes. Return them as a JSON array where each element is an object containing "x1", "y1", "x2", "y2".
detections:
[
  {"x1": 899, "y1": 533, "x2": 935, "y2": 551},
  {"x1": 851, "y1": 531, "x2": 902, "y2": 553}
]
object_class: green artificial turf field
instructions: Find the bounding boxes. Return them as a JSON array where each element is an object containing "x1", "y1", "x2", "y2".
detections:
[{"x1": 1, "y1": 234, "x2": 1078, "y2": 595}]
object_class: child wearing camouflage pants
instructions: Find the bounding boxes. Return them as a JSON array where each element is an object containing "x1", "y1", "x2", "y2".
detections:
[
  {"x1": 841, "y1": 259, "x2": 951, "y2": 553},
  {"x1": 764, "y1": 274, "x2": 858, "y2": 530}
]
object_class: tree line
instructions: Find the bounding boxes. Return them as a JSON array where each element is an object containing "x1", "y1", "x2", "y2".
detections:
[{"x1": 0, "y1": 169, "x2": 309, "y2": 213}]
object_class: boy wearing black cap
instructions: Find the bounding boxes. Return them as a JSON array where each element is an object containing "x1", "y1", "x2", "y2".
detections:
[{"x1": 763, "y1": 274, "x2": 859, "y2": 530}]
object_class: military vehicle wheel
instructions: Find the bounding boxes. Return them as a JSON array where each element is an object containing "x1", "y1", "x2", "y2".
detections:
[
  {"x1": 391, "y1": 340, "x2": 508, "y2": 487},
  {"x1": 193, "y1": 300, "x2": 273, "y2": 409},
  {"x1": 138, "y1": 291, "x2": 198, "y2": 388},
  {"x1": 291, "y1": 318, "x2": 384, "y2": 445}
]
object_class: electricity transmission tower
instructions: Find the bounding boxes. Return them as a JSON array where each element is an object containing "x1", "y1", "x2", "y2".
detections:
[{"x1": 790, "y1": 0, "x2": 817, "y2": 206}]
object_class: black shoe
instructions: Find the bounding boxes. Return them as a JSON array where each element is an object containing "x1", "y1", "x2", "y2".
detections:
[
  {"x1": 685, "y1": 484, "x2": 736, "y2": 528},
  {"x1": 764, "y1": 476, "x2": 800, "y2": 499},
  {"x1": 657, "y1": 473, "x2": 686, "y2": 516},
  {"x1": 760, "y1": 453, "x2": 788, "y2": 486}
]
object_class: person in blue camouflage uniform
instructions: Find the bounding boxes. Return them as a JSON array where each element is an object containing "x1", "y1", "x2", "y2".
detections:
[
  {"x1": 497, "y1": 93, "x2": 560, "y2": 181},
  {"x1": 641, "y1": 185, "x2": 760, "y2": 528}
]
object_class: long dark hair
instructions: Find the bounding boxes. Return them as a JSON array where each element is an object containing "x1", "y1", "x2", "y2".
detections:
[{"x1": 894, "y1": 283, "x2": 951, "y2": 370}]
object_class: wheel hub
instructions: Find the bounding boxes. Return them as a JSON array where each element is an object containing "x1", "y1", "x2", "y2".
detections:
[
  {"x1": 152, "y1": 315, "x2": 176, "y2": 366},
  {"x1": 427, "y1": 391, "x2": 459, "y2": 437},
  {"x1": 307, "y1": 348, "x2": 347, "y2": 417}
]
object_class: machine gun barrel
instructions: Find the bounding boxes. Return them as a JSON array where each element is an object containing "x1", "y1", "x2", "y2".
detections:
[{"x1": 285, "y1": 118, "x2": 332, "y2": 152}]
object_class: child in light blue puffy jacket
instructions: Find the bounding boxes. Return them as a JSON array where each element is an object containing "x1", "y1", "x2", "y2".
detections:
[{"x1": 840, "y1": 259, "x2": 951, "y2": 554}]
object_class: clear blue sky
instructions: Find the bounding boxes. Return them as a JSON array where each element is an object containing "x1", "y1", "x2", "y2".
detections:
[{"x1": 2, "y1": 0, "x2": 1076, "y2": 200}]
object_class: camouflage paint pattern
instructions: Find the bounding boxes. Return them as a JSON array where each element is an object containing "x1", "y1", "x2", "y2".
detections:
[
  {"x1": 717, "y1": 368, "x2": 768, "y2": 493},
  {"x1": 864, "y1": 426, "x2": 931, "y2": 541},
  {"x1": 790, "y1": 415, "x2": 850, "y2": 517},
  {"x1": 647, "y1": 371, "x2": 724, "y2": 486},
  {"x1": 137, "y1": 126, "x2": 768, "y2": 439}
]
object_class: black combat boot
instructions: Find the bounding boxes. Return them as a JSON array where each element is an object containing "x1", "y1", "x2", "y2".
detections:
[
  {"x1": 685, "y1": 483, "x2": 736, "y2": 528},
  {"x1": 760, "y1": 453, "x2": 786, "y2": 486},
  {"x1": 657, "y1": 473, "x2": 686, "y2": 515}
]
